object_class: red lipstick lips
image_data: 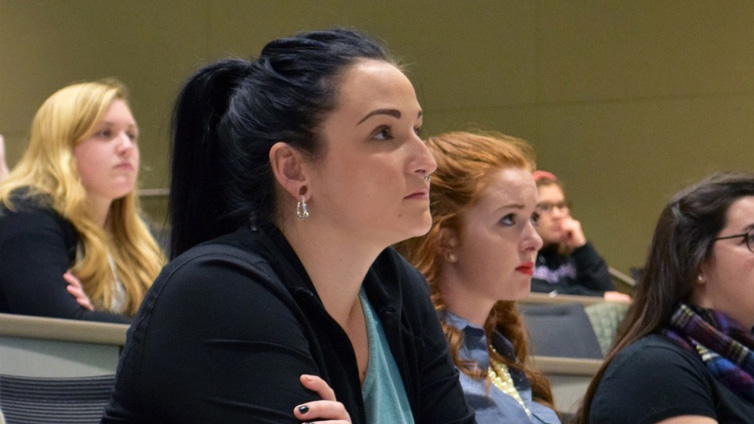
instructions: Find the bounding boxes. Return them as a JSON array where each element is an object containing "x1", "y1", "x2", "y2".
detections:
[{"x1": 515, "y1": 261, "x2": 534, "y2": 276}]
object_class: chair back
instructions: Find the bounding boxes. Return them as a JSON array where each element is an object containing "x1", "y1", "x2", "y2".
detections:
[
  {"x1": 0, "y1": 374, "x2": 114, "y2": 424},
  {"x1": 520, "y1": 303, "x2": 603, "y2": 359}
]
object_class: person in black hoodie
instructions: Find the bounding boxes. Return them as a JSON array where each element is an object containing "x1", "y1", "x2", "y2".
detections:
[
  {"x1": 101, "y1": 28, "x2": 475, "y2": 424},
  {"x1": 530, "y1": 170, "x2": 629, "y2": 301}
]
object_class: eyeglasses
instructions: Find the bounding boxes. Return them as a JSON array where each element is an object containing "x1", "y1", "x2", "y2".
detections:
[
  {"x1": 714, "y1": 228, "x2": 754, "y2": 253},
  {"x1": 536, "y1": 201, "x2": 571, "y2": 214}
]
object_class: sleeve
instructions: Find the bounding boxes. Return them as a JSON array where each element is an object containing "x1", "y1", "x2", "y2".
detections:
[
  {"x1": 570, "y1": 242, "x2": 615, "y2": 293},
  {"x1": 589, "y1": 342, "x2": 717, "y2": 424},
  {"x1": 0, "y1": 205, "x2": 130, "y2": 323},
  {"x1": 407, "y1": 267, "x2": 477, "y2": 424},
  {"x1": 103, "y1": 255, "x2": 326, "y2": 424}
]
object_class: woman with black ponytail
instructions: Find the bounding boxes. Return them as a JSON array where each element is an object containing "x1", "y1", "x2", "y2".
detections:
[{"x1": 102, "y1": 29, "x2": 475, "y2": 424}]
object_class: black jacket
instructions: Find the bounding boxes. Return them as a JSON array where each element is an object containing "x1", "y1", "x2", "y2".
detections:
[
  {"x1": 102, "y1": 223, "x2": 475, "y2": 423},
  {"x1": 0, "y1": 192, "x2": 130, "y2": 322},
  {"x1": 530, "y1": 242, "x2": 614, "y2": 296}
]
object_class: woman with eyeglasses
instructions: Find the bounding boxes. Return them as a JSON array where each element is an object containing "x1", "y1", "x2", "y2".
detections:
[
  {"x1": 576, "y1": 172, "x2": 754, "y2": 424},
  {"x1": 531, "y1": 171, "x2": 630, "y2": 301}
]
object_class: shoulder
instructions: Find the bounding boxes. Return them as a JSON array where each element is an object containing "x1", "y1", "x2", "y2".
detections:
[
  {"x1": 0, "y1": 190, "x2": 76, "y2": 241},
  {"x1": 609, "y1": 334, "x2": 705, "y2": 374},
  {"x1": 152, "y1": 235, "x2": 280, "y2": 301},
  {"x1": 2, "y1": 189, "x2": 54, "y2": 216},
  {"x1": 132, "y1": 232, "x2": 305, "y2": 344},
  {"x1": 601, "y1": 334, "x2": 710, "y2": 392},
  {"x1": 591, "y1": 334, "x2": 715, "y2": 423}
]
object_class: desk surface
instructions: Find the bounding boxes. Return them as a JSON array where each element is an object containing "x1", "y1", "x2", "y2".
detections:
[
  {"x1": 0, "y1": 313, "x2": 128, "y2": 346},
  {"x1": 523, "y1": 292, "x2": 628, "y2": 306},
  {"x1": 531, "y1": 355, "x2": 602, "y2": 375}
]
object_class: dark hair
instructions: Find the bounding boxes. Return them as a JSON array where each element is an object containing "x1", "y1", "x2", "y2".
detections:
[
  {"x1": 576, "y1": 172, "x2": 754, "y2": 423},
  {"x1": 169, "y1": 28, "x2": 393, "y2": 258}
]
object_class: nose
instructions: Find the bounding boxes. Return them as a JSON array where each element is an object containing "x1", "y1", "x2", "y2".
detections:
[
  {"x1": 522, "y1": 219, "x2": 543, "y2": 252},
  {"x1": 550, "y1": 205, "x2": 567, "y2": 220},
  {"x1": 410, "y1": 133, "x2": 437, "y2": 178},
  {"x1": 115, "y1": 132, "x2": 136, "y2": 155}
]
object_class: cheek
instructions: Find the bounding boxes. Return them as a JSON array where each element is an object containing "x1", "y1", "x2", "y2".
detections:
[
  {"x1": 74, "y1": 150, "x2": 98, "y2": 180},
  {"x1": 459, "y1": 234, "x2": 518, "y2": 277}
]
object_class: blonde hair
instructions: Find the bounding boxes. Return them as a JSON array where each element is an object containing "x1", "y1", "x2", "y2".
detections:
[
  {"x1": 0, "y1": 79, "x2": 165, "y2": 315},
  {"x1": 395, "y1": 130, "x2": 555, "y2": 408}
]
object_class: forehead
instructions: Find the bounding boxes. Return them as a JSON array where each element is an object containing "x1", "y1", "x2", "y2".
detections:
[
  {"x1": 100, "y1": 99, "x2": 135, "y2": 123},
  {"x1": 723, "y1": 196, "x2": 754, "y2": 231},
  {"x1": 332, "y1": 59, "x2": 420, "y2": 117},
  {"x1": 477, "y1": 167, "x2": 538, "y2": 207},
  {"x1": 537, "y1": 183, "x2": 564, "y2": 201}
]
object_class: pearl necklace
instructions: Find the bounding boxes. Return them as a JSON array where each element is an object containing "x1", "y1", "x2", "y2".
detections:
[{"x1": 488, "y1": 352, "x2": 532, "y2": 419}]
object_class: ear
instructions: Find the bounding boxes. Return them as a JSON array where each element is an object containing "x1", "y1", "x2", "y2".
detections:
[
  {"x1": 697, "y1": 262, "x2": 709, "y2": 285},
  {"x1": 437, "y1": 227, "x2": 459, "y2": 263},
  {"x1": 269, "y1": 142, "x2": 308, "y2": 200}
]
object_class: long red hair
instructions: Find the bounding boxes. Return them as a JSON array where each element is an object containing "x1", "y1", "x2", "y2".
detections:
[{"x1": 395, "y1": 131, "x2": 555, "y2": 408}]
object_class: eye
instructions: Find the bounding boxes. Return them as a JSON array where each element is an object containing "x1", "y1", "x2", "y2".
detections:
[
  {"x1": 372, "y1": 126, "x2": 392, "y2": 141},
  {"x1": 414, "y1": 126, "x2": 423, "y2": 137},
  {"x1": 531, "y1": 211, "x2": 540, "y2": 226},
  {"x1": 95, "y1": 129, "x2": 112, "y2": 138},
  {"x1": 127, "y1": 131, "x2": 138, "y2": 141},
  {"x1": 499, "y1": 213, "x2": 516, "y2": 227}
]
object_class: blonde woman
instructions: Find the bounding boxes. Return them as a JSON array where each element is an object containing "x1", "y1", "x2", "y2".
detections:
[
  {"x1": 0, "y1": 80, "x2": 165, "y2": 322},
  {"x1": 396, "y1": 131, "x2": 560, "y2": 423}
]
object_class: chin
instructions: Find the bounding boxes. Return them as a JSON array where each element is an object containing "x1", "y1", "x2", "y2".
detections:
[{"x1": 510, "y1": 278, "x2": 532, "y2": 300}]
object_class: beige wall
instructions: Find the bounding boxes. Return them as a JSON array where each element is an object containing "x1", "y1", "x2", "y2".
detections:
[{"x1": 2, "y1": 1, "x2": 752, "y2": 272}]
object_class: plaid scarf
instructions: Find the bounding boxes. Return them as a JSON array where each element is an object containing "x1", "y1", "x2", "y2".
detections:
[{"x1": 662, "y1": 303, "x2": 754, "y2": 402}]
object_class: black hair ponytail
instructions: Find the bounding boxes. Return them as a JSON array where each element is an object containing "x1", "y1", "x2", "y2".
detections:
[
  {"x1": 169, "y1": 59, "x2": 252, "y2": 258},
  {"x1": 169, "y1": 29, "x2": 393, "y2": 259}
]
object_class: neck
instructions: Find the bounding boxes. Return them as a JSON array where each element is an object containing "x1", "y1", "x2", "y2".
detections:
[
  {"x1": 88, "y1": 196, "x2": 113, "y2": 228},
  {"x1": 279, "y1": 215, "x2": 384, "y2": 326},
  {"x1": 439, "y1": 278, "x2": 495, "y2": 327}
]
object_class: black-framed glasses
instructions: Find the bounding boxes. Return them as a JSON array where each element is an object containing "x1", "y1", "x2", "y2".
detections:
[
  {"x1": 536, "y1": 200, "x2": 571, "y2": 214},
  {"x1": 714, "y1": 228, "x2": 754, "y2": 253}
]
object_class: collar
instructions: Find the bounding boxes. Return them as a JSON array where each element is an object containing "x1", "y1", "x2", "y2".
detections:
[
  {"x1": 247, "y1": 221, "x2": 404, "y2": 321},
  {"x1": 441, "y1": 310, "x2": 516, "y2": 358}
]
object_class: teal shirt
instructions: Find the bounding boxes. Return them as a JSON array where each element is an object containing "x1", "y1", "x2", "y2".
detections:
[{"x1": 360, "y1": 291, "x2": 415, "y2": 424}]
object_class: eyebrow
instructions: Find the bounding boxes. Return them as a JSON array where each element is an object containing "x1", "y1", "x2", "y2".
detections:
[
  {"x1": 356, "y1": 109, "x2": 422, "y2": 125},
  {"x1": 98, "y1": 121, "x2": 139, "y2": 130},
  {"x1": 493, "y1": 203, "x2": 525, "y2": 214}
]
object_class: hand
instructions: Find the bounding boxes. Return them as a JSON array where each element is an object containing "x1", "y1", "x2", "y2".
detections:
[
  {"x1": 294, "y1": 374, "x2": 351, "y2": 423},
  {"x1": 604, "y1": 290, "x2": 632, "y2": 303},
  {"x1": 559, "y1": 216, "x2": 587, "y2": 250},
  {"x1": 63, "y1": 270, "x2": 94, "y2": 311},
  {"x1": 0, "y1": 134, "x2": 9, "y2": 180}
]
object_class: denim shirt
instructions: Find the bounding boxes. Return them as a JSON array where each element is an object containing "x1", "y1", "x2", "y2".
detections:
[{"x1": 442, "y1": 311, "x2": 561, "y2": 424}]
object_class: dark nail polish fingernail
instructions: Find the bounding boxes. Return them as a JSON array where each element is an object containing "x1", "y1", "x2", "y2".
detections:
[{"x1": 298, "y1": 405, "x2": 309, "y2": 414}]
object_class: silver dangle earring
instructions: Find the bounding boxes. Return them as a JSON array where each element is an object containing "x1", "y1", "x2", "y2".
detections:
[{"x1": 296, "y1": 195, "x2": 309, "y2": 220}]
